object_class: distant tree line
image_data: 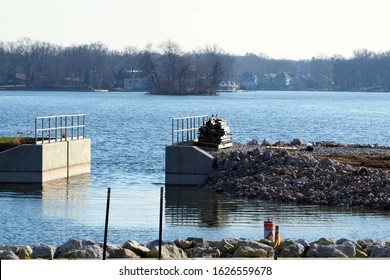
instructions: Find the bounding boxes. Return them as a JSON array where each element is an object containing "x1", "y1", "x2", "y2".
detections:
[
  {"x1": 232, "y1": 50, "x2": 390, "y2": 91},
  {"x1": 0, "y1": 38, "x2": 389, "y2": 92},
  {"x1": 0, "y1": 38, "x2": 232, "y2": 94}
]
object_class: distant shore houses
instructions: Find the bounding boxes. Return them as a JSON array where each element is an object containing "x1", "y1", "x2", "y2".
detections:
[
  {"x1": 218, "y1": 81, "x2": 239, "y2": 92},
  {"x1": 123, "y1": 70, "x2": 149, "y2": 91},
  {"x1": 121, "y1": 70, "x2": 334, "y2": 92},
  {"x1": 218, "y1": 71, "x2": 334, "y2": 92}
]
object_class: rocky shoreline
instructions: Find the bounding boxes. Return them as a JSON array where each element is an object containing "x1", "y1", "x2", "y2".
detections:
[
  {"x1": 202, "y1": 140, "x2": 390, "y2": 209},
  {"x1": 1, "y1": 237, "x2": 390, "y2": 259}
]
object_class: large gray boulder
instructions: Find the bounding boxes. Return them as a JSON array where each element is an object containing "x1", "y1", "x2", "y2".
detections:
[
  {"x1": 61, "y1": 244, "x2": 104, "y2": 259},
  {"x1": 147, "y1": 245, "x2": 187, "y2": 259},
  {"x1": 55, "y1": 238, "x2": 83, "y2": 258},
  {"x1": 174, "y1": 239, "x2": 194, "y2": 250},
  {"x1": 0, "y1": 245, "x2": 32, "y2": 259},
  {"x1": 185, "y1": 247, "x2": 221, "y2": 258},
  {"x1": 216, "y1": 238, "x2": 236, "y2": 255},
  {"x1": 312, "y1": 237, "x2": 336, "y2": 246},
  {"x1": 0, "y1": 250, "x2": 19, "y2": 260},
  {"x1": 32, "y1": 244, "x2": 56, "y2": 259},
  {"x1": 186, "y1": 237, "x2": 210, "y2": 248},
  {"x1": 357, "y1": 239, "x2": 386, "y2": 250},
  {"x1": 368, "y1": 246, "x2": 390, "y2": 258},
  {"x1": 233, "y1": 246, "x2": 267, "y2": 258},
  {"x1": 336, "y1": 244, "x2": 356, "y2": 258},
  {"x1": 236, "y1": 240, "x2": 274, "y2": 257},
  {"x1": 123, "y1": 240, "x2": 150, "y2": 257},
  {"x1": 0, "y1": 245, "x2": 19, "y2": 254},
  {"x1": 305, "y1": 244, "x2": 349, "y2": 258},
  {"x1": 109, "y1": 248, "x2": 141, "y2": 259},
  {"x1": 279, "y1": 243, "x2": 305, "y2": 258}
]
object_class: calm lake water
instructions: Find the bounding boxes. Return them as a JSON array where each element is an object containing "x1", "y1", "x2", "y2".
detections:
[{"x1": 0, "y1": 90, "x2": 389, "y2": 246}]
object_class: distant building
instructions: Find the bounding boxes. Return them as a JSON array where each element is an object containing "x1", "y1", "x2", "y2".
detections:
[
  {"x1": 218, "y1": 81, "x2": 239, "y2": 92},
  {"x1": 274, "y1": 72, "x2": 291, "y2": 89},
  {"x1": 261, "y1": 73, "x2": 277, "y2": 89},
  {"x1": 123, "y1": 71, "x2": 149, "y2": 91},
  {"x1": 239, "y1": 72, "x2": 258, "y2": 90},
  {"x1": 289, "y1": 73, "x2": 307, "y2": 90}
]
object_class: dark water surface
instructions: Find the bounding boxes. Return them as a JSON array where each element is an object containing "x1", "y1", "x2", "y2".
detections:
[{"x1": 0, "y1": 91, "x2": 389, "y2": 245}]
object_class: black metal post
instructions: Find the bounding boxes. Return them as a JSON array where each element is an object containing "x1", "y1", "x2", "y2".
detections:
[
  {"x1": 158, "y1": 187, "x2": 164, "y2": 260},
  {"x1": 103, "y1": 187, "x2": 111, "y2": 260}
]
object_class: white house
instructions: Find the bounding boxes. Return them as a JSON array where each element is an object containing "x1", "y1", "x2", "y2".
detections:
[{"x1": 123, "y1": 71, "x2": 149, "y2": 90}]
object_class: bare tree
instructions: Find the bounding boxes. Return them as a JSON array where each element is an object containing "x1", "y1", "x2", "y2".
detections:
[{"x1": 141, "y1": 43, "x2": 162, "y2": 93}]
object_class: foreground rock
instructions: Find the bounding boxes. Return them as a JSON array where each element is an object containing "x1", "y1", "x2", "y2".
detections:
[
  {"x1": 203, "y1": 141, "x2": 390, "y2": 209},
  {"x1": 1, "y1": 237, "x2": 389, "y2": 259}
]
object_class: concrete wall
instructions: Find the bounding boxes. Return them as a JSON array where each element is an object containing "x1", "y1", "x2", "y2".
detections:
[
  {"x1": 165, "y1": 145, "x2": 214, "y2": 186},
  {"x1": 0, "y1": 139, "x2": 90, "y2": 183}
]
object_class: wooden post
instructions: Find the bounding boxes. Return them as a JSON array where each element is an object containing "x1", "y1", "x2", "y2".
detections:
[
  {"x1": 102, "y1": 187, "x2": 111, "y2": 260},
  {"x1": 158, "y1": 187, "x2": 164, "y2": 260}
]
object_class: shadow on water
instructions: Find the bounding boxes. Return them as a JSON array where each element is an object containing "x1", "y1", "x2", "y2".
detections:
[{"x1": 0, "y1": 174, "x2": 91, "y2": 199}]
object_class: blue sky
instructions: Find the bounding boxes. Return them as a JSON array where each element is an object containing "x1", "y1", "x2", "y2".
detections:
[{"x1": 1, "y1": 0, "x2": 389, "y2": 59}]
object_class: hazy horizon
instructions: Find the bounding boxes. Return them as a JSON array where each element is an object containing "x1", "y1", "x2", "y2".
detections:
[{"x1": 1, "y1": 0, "x2": 389, "y2": 60}]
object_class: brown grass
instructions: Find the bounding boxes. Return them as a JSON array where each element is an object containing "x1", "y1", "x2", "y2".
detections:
[
  {"x1": 315, "y1": 154, "x2": 390, "y2": 171},
  {"x1": 0, "y1": 137, "x2": 35, "y2": 152}
]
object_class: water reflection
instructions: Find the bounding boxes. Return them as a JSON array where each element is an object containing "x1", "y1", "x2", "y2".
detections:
[
  {"x1": 165, "y1": 186, "x2": 230, "y2": 227},
  {"x1": 0, "y1": 175, "x2": 90, "y2": 199},
  {"x1": 164, "y1": 186, "x2": 390, "y2": 241},
  {"x1": 0, "y1": 175, "x2": 91, "y2": 220}
]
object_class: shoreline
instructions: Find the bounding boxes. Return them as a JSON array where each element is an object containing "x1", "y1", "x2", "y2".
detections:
[{"x1": 1, "y1": 237, "x2": 389, "y2": 259}]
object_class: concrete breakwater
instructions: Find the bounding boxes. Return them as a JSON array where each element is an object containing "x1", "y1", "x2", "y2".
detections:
[
  {"x1": 1, "y1": 237, "x2": 390, "y2": 259},
  {"x1": 202, "y1": 141, "x2": 390, "y2": 209}
]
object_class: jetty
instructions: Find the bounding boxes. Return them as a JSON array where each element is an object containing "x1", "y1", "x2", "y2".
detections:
[
  {"x1": 165, "y1": 115, "x2": 232, "y2": 186},
  {"x1": 0, "y1": 114, "x2": 90, "y2": 184}
]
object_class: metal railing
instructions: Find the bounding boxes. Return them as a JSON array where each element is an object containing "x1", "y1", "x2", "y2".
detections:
[
  {"x1": 35, "y1": 114, "x2": 86, "y2": 144},
  {"x1": 171, "y1": 115, "x2": 208, "y2": 145}
]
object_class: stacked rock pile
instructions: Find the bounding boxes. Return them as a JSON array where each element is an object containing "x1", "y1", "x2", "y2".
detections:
[
  {"x1": 195, "y1": 115, "x2": 232, "y2": 149},
  {"x1": 1, "y1": 237, "x2": 389, "y2": 259},
  {"x1": 203, "y1": 140, "x2": 390, "y2": 209}
]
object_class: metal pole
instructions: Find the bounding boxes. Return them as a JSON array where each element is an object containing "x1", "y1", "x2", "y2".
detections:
[
  {"x1": 158, "y1": 187, "x2": 164, "y2": 260},
  {"x1": 41, "y1": 118, "x2": 44, "y2": 143},
  {"x1": 65, "y1": 116, "x2": 68, "y2": 141},
  {"x1": 48, "y1": 117, "x2": 51, "y2": 143},
  {"x1": 172, "y1": 118, "x2": 174, "y2": 145},
  {"x1": 55, "y1": 117, "x2": 58, "y2": 142},
  {"x1": 103, "y1": 187, "x2": 111, "y2": 260},
  {"x1": 83, "y1": 115, "x2": 86, "y2": 139},
  {"x1": 35, "y1": 117, "x2": 37, "y2": 144},
  {"x1": 71, "y1": 115, "x2": 74, "y2": 140},
  {"x1": 77, "y1": 115, "x2": 80, "y2": 139}
]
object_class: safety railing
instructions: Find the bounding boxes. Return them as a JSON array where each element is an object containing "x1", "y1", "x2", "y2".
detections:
[
  {"x1": 35, "y1": 114, "x2": 86, "y2": 144},
  {"x1": 172, "y1": 115, "x2": 208, "y2": 145}
]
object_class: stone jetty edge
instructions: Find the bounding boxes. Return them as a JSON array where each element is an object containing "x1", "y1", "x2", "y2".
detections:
[
  {"x1": 1, "y1": 237, "x2": 390, "y2": 259},
  {"x1": 203, "y1": 139, "x2": 390, "y2": 209}
]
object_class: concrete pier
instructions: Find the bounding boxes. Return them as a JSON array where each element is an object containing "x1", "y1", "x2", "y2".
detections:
[
  {"x1": 165, "y1": 145, "x2": 214, "y2": 186},
  {"x1": 0, "y1": 139, "x2": 91, "y2": 183}
]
